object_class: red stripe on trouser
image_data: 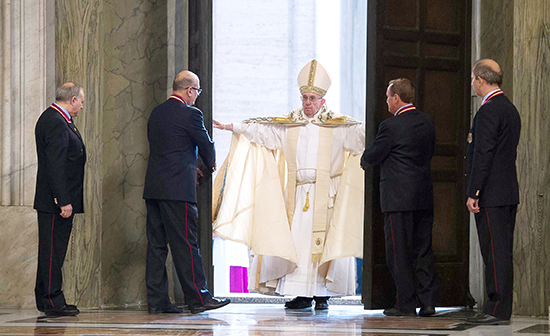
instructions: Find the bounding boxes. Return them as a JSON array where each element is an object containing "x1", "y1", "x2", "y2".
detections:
[
  {"x1": 185, "y1": 203, "x2": 204, "y2": 305},
  {"x1": 389, "y1": 215, "x2": 400, "y2": 309},
  {"x1": 485, "y1": 208, "x2": 500, "y2": 315},
  {"x1": 48, "y1": 214, "x2": 55, "y2": 307}
]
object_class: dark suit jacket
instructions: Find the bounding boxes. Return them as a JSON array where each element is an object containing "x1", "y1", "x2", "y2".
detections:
[
  {"x1": 466, "y1": 94, "x2": 521, "y2": 207},
  {"x1": 143, "y1": 97, "x2": 215, "y2": 203},
  {"x1": 34, "y1": 106, "x2": 86, "y2": 213},
  {"x1": 362, "y1": 109, "x2": 435, "y2": 213}
]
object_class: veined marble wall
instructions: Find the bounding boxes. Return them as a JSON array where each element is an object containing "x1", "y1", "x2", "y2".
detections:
[
  {"x1": 477, "y1": 0, "x2": 550, "y2": 317},
  {"x1": 0, "y1": 0, "x2": 55, "y2": 308},
  {"x1": 1, "y1": 0, "x2": 176, "y2": 309},
  {"x1": 55, "y1": 0, "x2": 103, "y2": 309},
  {"x1": 512, "y1": 0, "x2": 550, "y2": 317},
  {"x1": 479, "y1": 0, "x2": 514, "y2": 95},
  {"x1": 101, "y1": 0, "x2": 169, "y2": 307},
  {"x1": 54, "y1": 0, "x2": 174, "y2": 308}
]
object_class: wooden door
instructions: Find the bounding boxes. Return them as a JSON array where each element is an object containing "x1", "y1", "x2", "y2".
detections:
[
  {"x1": 363, "y1": 0, "x2": 473, "y2": 308},
  {"x1": 189, "y1": 0, "x2": 214, "y2": 291}
]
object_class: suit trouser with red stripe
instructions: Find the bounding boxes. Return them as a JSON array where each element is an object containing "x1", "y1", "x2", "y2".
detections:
[
  {"x1": 35, "y1": 211, "x2": 74, "y2": 311},
  {"x1": 384, "y1": 209, "x2": 440, "y2": 313},
  {"x1": 145, "y1": 199, "x2": 213, "y2": 310},
  {"x1": 474, "y1": 205, "x2": 516, "y2": 320}
]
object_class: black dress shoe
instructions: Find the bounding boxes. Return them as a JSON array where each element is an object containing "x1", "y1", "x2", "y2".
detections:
[
  {"x1": 383, "y1": 307, "x2": 416, "y2": 317},
  {"x1": 419, "y1": 306, "x2": 436, "y2": 317},
  {"x1": 45, "y1": 304, "x2": 80, "y2": 317},
  {"x1": 190, "y1": 297, "x2": 230, "y2": 314},
  {"x1": 39, "y1": 304, "x2": 77, "y2": 313},
  {"x1": 313, "y1": 296, "x2": 329, "y2": 310},
  {"x1": 284, "y1": 297, "x2": 313, "y2": 309},
  {"x1": 148, "y1": 303, "x2": 183, "y2": 314},
  {"x1": 66, "y1": 304, "x2": 78, "y2": 311},
  {"x1": 465, "y1": 313, "x2": 510, "y2": 325}
]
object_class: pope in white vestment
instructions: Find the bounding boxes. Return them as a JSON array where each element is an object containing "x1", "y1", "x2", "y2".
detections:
[{"x1": 213, "y1": 60, "x2": 365, "y2": 309}]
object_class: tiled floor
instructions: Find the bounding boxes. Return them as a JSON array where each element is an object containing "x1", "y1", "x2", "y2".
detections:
[{"x1": 0, "y1": 304, "x2": 547, "y2": 335}]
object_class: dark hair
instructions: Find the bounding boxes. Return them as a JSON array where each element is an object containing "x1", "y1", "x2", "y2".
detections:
[
  {"x1": 472, "y1": 61, "x2": 503, "y2": 85},
  {"x1": 388, "y1": 78, "x2": 415, "y2": 103},
  {"x1": 55, "y1": 82, "x2": 83, "y2": 102}
]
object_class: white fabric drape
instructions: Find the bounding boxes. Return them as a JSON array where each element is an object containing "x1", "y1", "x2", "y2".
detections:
[{"x1": 213, "y1": 109, "x2": 365, "y2": 296}]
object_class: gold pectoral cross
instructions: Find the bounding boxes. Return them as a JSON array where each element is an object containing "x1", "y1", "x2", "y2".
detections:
[{"x1": 303, "y1": 191, "x2": 310, "y2": 211}]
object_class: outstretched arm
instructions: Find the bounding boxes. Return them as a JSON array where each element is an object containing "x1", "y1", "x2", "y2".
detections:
[
  {"x1": 213, "y1": 119, "x2": 233, "y2": 131},
  {"x1": 214, "y1": 118, "x2": 285, "y2": 150}
]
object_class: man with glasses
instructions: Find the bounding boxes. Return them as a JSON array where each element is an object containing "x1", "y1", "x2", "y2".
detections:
[
  {"x1": 213, "y1": 60, "x2": 365, "y2": 310},
  {"x1": 143, "y1": 70, "x2": 230, "y2": 314},
  {"x1": 34, "y1": 82, "x2": 86, "y2": 316}
]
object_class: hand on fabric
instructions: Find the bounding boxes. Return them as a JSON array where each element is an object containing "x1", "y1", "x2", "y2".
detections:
[
  {"x1": 213, "y1": 119, "x2": 233, "y2": 131},
  {"x1": 60, "y1": 204, "x2": 73, "y2": 218},
  {"x1": 466, "y1": 197, "x2": 480, "y2": 213}
]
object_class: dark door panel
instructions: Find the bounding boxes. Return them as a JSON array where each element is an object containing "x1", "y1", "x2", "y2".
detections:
[
  {"x1": 363, "y1": 0, "x2": 472, "y2": 309},
  {"x1": 189, "y1": 0, "x2": 214, "y2": 291}
]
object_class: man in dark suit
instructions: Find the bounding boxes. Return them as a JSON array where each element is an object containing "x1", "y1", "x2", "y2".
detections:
[
  {"x1": 465, "y1": 59, "x2": 521, "y2": 325},
  {"x1": 361, "y1": 78, "x2": 439, "y2": 317},
  {"x1": 143, "y1": 70, "x2": 230, "y2": 314},
  {"x1": 34, "y1": 82, "x2": 86, "y2": 317}
]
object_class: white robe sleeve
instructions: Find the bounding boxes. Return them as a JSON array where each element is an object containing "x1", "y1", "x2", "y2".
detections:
[
  {"x1": 233, "y1": 122, "x2": 286, "y2": 150},
  {"x1": 342, "y1": 122, "x2": 365, "y2": 154}
]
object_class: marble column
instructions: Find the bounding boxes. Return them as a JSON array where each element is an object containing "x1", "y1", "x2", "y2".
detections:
[
  {"x1": 55, "y1": 0, "x2": 103, "y2": 308},
  {"x1": 471, "y1": 0, "x2": 516, "y2": 311},
  {"x1": 479, "y1": 0, "x2": 514, "y2": 94},
  {"x1": 476, "y1": 0, "x2": 550, "y2": 317},
  {"x1": 101, "y1": 0, "x2": 169, "y2": 308},
  {"x1": 0, "y1": 0, "x2": 55, "y2": 308},
  {"x1": 512, "y1": 0, "x2": 550, "y2": 317}
]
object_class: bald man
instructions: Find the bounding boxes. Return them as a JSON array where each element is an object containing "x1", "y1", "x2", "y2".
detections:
[
  {"x1": 143, "y1": 71, "x2": 229, "y2": 314},
  {"x1": 34, "y1": 82, "x2": 86, "y2": 316},
  {"x1": 465, "y1": 59, "x2": 521, "y2": 325}
]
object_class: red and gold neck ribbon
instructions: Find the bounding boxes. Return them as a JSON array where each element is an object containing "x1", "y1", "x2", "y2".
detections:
[
  {"x1": 169, "y1": 94, "x2": 188, "y2": 105},
  {"x1": 482, "y1": 89, "x2": 503, "y2": 105},
  {"x1": 51, "y1": 103, "x2": 72, "y2": 123},
  {"x1": 395, "y1": 104, "x2": 415, "y2": 116}
]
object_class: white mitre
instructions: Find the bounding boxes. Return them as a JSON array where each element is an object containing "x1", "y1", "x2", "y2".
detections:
[{"x1": 297, "y1": 59, "x2": 332, "y2": 96}]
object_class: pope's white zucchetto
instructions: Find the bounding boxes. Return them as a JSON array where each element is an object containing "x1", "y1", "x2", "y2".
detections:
[{"x1": 297, "y1": 59, "x2": 332, "y2": 97}]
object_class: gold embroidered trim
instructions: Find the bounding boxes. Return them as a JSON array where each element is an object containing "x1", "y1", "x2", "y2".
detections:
[
  {"x1": 243, "y1": 106, "x2": 360, "y2": 125},
  {"x1": 299, "y1": 85, "x2": 326, "y2": 96},
  {"x1": 299, "y1": 60, "x2": 327, "y2": 96},
  {"x1": 309, "y1": 60, "x2": 317, "y2": 88},
  {"x1": 324, "y1": 116, "x2": 347, "y2": 124}
]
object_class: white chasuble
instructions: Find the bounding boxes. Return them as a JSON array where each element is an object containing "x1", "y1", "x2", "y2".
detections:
[{"x1": 213, "y1": 106, "x2": 365, "y2": 296}]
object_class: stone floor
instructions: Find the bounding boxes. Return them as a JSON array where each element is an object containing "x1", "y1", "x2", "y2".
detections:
[{"x1": 0, "y1": 304, "x2": 547, "y2": 335}]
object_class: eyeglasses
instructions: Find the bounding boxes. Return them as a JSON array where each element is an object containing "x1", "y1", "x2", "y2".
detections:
[
  {"x1": 188, "y1": 87, "x2": 202, "y2": 95},
  {"x1": 300, "y1": 95, "x2": 322, "y2": 103}
]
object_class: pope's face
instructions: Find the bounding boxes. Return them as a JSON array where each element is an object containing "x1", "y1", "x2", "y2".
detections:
[{"x1": 301, "y1": 92, "x2": 324, "y2": 118}]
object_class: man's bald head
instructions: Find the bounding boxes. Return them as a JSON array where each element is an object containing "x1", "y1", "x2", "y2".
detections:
[
  {"x1": 173, "y1": 71, "x2": 199, "y2": 91},
  {"x1": 55, "y1": 82, "x2": 83, "y2": 103},
  {"x1": 472, "y1": 59, "x2": 503, "y2": 86}
]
